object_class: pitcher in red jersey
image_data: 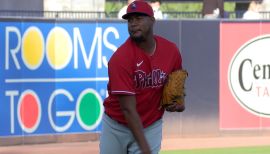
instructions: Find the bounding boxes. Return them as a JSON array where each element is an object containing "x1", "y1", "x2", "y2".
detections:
[{"x1": 99, "y1": 1, "x2": 185, "y2": 154}]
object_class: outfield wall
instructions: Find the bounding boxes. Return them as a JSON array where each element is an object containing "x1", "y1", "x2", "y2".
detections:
[
  {"x1": 155, "y1": 20, "x2": 221, "y2": 137},
  {"x1": 0, "y1": 18, "x2": 270, "y2": 146}
]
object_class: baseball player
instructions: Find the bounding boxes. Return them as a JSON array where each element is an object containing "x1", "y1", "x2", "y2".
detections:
[{"x1": 99, "y1": 1, "x2": 185, "y2": 154}]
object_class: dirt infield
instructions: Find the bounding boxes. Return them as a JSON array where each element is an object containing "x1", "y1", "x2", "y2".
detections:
[{"x1": 0, "y1": 136, "x2": 270, "y2": 154}]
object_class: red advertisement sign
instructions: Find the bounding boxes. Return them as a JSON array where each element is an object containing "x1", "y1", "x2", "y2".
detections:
[{"x1": 220, "y1": 22, "x2": 270, "y2": 129}]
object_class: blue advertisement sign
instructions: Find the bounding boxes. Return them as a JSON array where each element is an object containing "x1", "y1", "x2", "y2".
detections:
[{"x1": 0, "y1": 21, "x2": 128, "y2": 136}]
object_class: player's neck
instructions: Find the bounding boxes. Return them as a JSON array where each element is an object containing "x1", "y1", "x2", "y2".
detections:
[
  {"x1": 137, "y1": 37, "x2": 156, "y2": 56},
  {"x1": 148, "y1": 39, "x2": 156, "y2": 56}
]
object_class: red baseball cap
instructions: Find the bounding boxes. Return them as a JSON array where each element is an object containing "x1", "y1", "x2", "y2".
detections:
[{"x1": 122, "y1": 0, "x2": 154, "y2": 19}]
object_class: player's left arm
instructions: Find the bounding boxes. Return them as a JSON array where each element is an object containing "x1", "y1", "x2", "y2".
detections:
[
  {"x1": 165, "y1": 47, "x2": 185, "y2": 112},
  {"x1": 165, "y1": 102, "x2": 185, "y2": 112}
]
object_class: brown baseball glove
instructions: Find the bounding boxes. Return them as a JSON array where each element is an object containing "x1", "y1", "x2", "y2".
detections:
[{"x1": 160, "y1": 69, "x2": 188, "y2": 108}]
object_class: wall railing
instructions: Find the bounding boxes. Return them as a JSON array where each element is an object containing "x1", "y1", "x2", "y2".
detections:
[{"x1": 0, "y1": 10, "x2": 269, "y2": 19}]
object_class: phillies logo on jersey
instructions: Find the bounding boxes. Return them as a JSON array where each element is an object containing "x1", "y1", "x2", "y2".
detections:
[{"x1": 134, "y1": 69, "x2": 167, "y2": 89}]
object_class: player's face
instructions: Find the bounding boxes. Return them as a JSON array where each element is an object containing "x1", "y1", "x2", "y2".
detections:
[{"x1": 127, "y1": 14, "x2": 154, "y2": 42}]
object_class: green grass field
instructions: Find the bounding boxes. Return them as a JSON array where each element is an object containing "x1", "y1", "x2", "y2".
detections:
[{"x1": 160, "y1": 146, "x2": 270, "y2": 154}]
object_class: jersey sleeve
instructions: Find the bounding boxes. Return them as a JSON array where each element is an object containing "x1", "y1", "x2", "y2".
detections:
[
  {"x1": 108, "y1": 51, "x2": 135, "y2": 95},
  {"x1": 173, "y1": 45, "x2": 183, "y2": 71}
]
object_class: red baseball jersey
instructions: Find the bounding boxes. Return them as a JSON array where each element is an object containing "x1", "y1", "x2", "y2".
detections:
[{"x1": 104, "y1": 35, "x2": 182, "y2": 128}]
